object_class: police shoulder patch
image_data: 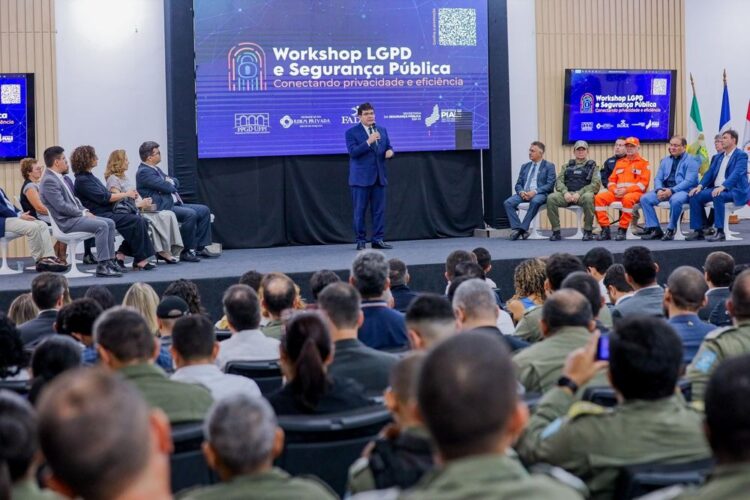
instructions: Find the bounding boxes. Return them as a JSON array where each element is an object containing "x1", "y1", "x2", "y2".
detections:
[
  {"x1": 567, "y1": 401, "x2": 609, "y2": 420},
  {"x1": 522, "y1": 305, "x2": 541, "y2": 317},
  {"x1": 692, "y1": 350, "x2": 718, "y2": 374}
]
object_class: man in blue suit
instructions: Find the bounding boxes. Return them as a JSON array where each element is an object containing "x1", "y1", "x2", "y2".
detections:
[
  {"x1": 135, "y1": 141, "x2": 216, "y2": 262},
  {"x1": 503, "y1": 141, "x2": 556, "y2": 240},
  {"x1": 638, "y1": 135, "x2": 699, "y2": 240},
  {"x1": 345, "y1": 102, "x2": 394, "y2": 251},
  {"x1": 686, "y1": 129, "x2": 749, "y2": 242}
]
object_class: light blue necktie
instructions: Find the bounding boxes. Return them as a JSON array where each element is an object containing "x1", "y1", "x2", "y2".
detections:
[{"x1": 525, "y1": 163, "x2": 538, "y2": 191}]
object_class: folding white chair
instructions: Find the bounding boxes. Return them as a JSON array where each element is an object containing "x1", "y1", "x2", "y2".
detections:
[
  {"x1": 517, "y1": 202, "x2": 546, "y2": 239},
  {"x1": 706, "y1": 201, "x2": 741, "y2": 240},
  {"x1": 656, "y1": 201, "x2": 687, "y2": 240},
  {"x1": 0, "y1": 231, "x2": 23, "y2": 275},
  {"x1": 49, "y1": 216, "x2": 96, "y2": 278},
  {"x1": 560, "y1": 205, "x2": 585, "y2": 239}
]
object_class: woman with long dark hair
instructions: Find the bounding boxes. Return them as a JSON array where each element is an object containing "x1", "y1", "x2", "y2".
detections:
[{"x1": 268, "y1": 312, "x2": 372, "y2": 415}]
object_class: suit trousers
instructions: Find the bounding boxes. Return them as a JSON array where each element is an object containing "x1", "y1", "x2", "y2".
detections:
[
  {"x1": 69, "y1": 216, "x2": 116, "y2": 262},
  {"x1": 503, "y1": 194, "x2": 546, "y2": 231},
  {"x1": 690, "y1": 189, "x2": 734, "y2": 230},
  {"x1": 4, "y1": 218, "x2": 54, "y2": 261},
  {"x1": 351, "y1": 184, "x2": 385, "y2": 243},
  {"x1": 640, "y1": 191, "x2": 689, "y2": 230},
  {"x1": 172, "y1": 203, "x2": 212, "y2": 250}
]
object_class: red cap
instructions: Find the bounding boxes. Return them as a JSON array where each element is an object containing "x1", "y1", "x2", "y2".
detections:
[{"x1": 624, "y1": 137, "x2": 640, "y2": 146}]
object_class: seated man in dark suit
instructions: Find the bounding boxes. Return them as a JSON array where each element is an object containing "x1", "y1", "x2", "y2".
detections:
[
  {"x1": 388, "y1": 258, "x2": 418, "y2": 313},
  {"x1": 135, "y1": 141, "x2": 216, "y2": 262},
  {"x1": 352, "y1": 251, "x2": 409, "y2": 350},
  {"x1": 612, "y1": 246, "x2": 664, "y2": 321},
  {"x1": 318, "y1": 282, "x2": 398, "y2": 395},
  {"x1": 18, "y1": 272, "x2": 67, "y2": 346},
  {"x1": 699, "y1": 251, "x2": 733, "y2": 323},
  {"x1": 503, "y1": 141, "x2": 556, "y2": 240},
  {"x1": 664, "y1": 266, "x2": 715, "y2": 364}
]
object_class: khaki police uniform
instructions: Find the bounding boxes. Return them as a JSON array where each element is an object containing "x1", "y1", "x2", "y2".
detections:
[
  {"x1": 546, "y1": 160, "x2": 601, "y2": 231},
  {"x1": 637, "y1": 463, "x2": 750, "y2": 500},
  {"x1": 685, "y1": 321, "x2": 750, "y2": 403},
  {"x1": 119, "y1": 363, "x2": 213, "y2": 424},
  {"x1": 513, "y1": 326, "x2": 608, "y2": 394},
  {"x1": 516, "y1": 387, "x2": 710, "y2": 500},
  {"x1": 514, "y1": 305, "x2": 613, "y2": 344},
  {"x1": 178, "y1": 467, "x2": 337, "y2": 500}
]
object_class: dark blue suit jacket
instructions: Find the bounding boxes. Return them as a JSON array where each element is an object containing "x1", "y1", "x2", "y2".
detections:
[
  {"x1": 699, "y1": 148, "x2": 750, "y2": 205},
  {"x1": 0, "y1": 188, "x2": 20, "y2": 237},
  {"x1": 135, "y1": 163, "x2": 180, "y2": 210},
  {"x1": 346, "y1": 124, "x2": 392, "y2": 187},
  {"x1": 514, "y1": 160, "x2": 556, "y2": 196}
]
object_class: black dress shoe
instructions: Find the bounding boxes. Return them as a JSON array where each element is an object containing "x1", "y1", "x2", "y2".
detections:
[
  {"x1": 641, "y1": 228, "x2": 664, "y2": 240},
  {"x1": 582, "y1": 230, "x2": 594, "y2": 241},
  {"x1": 133, "y1": 262, "x2": 156, "y2": 271},
  {"x1": 634, "y1": 227, "x2": 653, "y2": 237},
  {"x1": 82, "y1": 254, "x2": 97, "y2": 265},
  {"x1": 180, "y1": 250, "x2": 201, "y2": 263},
  {"x1": 707, "y1": 231, "x2": 726, "y2": 242},
  {"x1": 197, "y1": 247, "x2": 220, "y2": 258},
  {"x1": 662, "y1": 229, "x2": 676, "y2": 241},
  {"x1": 519, "y1": 230, "x2": 530, "y2": 240},
  {"x1": 372, "y1": 240, "x2": 393, "y2": 250},
  {"x1": 356, "y1": 241, "x2": 366, "y2": 251},
  {"x1": 96, "y1": 263, "x2": 122, "y2": 277},
  {"x1": 685, "y1": 230, "x2": 705, "y2": 241},
  {"x1": 549, "y1": 230, "x2": 562, "y2": 241},
  {"x1": 614, "y1": 228, "x2": 627, "y2": 241},
  {"x1": 596, "y1": 227, "x2": 611, "y2": 241},
  {"x1": 109, "y1": 260, "x2": 128, "y2": 273},
  {"x1": 704, "y1": 227, "x2": 717, "y2": 236},
  {"x1": 35, "y1": 258, "x2": 67, "y2": 273},
  {"x1": 510, "y1": 230, "x2": 522, "y2": 241}
]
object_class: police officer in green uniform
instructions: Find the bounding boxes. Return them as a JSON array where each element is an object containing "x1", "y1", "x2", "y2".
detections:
[
  {"x1": 179, "y1": 395, "x2": 336, "y2": 500},
  {"x1": 547, "y1": 140, "x2": 601, "y2": 241},
  {"x1": 514, "y1": 253, "x2": 613, "y2": 343},
  {"x1": 514, "y1": 289, "x2": 605, "y2": 394},
  {"x1": 95, "y1": 308, "x2": 213, "y2": 424},
  {"x1": 517, "y1": 317, "x2": 710, "y2": 500},
  {"x1": 396, "y1": 332, "x2": 585, "y2": 499},
  {"x1": 686, "y1": 269, "x2": 750, "y2": 403}
]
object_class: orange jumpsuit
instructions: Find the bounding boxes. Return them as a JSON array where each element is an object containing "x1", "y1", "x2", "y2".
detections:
[{"x1": 595, "y1": 155, "x2": 650, "y2": 229}]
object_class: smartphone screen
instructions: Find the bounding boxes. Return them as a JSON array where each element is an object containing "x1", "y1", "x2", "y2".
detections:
[{"x1": 596, "y1": 334, "x2": 610, "y2": 361}]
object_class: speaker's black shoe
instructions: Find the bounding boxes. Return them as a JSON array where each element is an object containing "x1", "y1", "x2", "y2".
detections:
[
  {"x1": 641, "y1": 228, "x2": 664, "y2": 240},
  {"x1": 372, "y1": 240, "x2": 393, "y2": 250}
]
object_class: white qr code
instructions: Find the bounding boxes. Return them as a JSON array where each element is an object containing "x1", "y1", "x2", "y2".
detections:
[
  {"x1": 652, "y1": 78, "x2": 667, "y2": 96},
  {"x1": 1, "y1": 84, "x2": 21, "y2": 104},
  {"x1": 438, "y1": 8, "x2": 477, "y2": 46}
]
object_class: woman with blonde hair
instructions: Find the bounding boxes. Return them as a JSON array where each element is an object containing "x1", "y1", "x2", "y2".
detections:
[
  {"x1": 7, "y1": 293, "x2": 38, "y2": 327},
  {"x1": 506, "y1": 258, "x2": 547, "y2": 324},
  {"x1": 122, "y1": 282, "x2": 174, "y2": 372},
  {"x1": 105, "y1": 149, "x2": 183, "y2": 263}
]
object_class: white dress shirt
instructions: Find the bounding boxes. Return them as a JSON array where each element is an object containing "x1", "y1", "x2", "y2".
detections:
[
  {"x1": 216, "y1": 329, "x2": 280, "y2": 369},
  {"x1": 715, "y1": 148, "x2": 734, "y2": 186},
  {"x1": 171, "y1": 364, "x2": 261, "y2": 400},
  {"x1": 599, "y1": 278, "x2": 612, "y2": 304}
]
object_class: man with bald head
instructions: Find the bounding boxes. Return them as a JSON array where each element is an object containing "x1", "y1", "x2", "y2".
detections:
[
  {"x1": 512, "y1": 289, "x2": 604, "y2": 394},
  {"x1": 664, "y1": 266, "x2": 714, "y2": 364},
  {"x1": 686, "y1": 269, "x2": 750, "y2": 402},
  {"x1": 37, "y1": 368, "x2": 172, "y2": 500},
  {"x1": 260, "y1": 272, "x2": 298, "y2": 340}
]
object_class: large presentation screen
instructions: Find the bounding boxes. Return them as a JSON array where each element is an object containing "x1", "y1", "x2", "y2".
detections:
[
  {"x1": 563, "y1": 69, "x2": 676, "y2": 145},
  {"x1": 194, "y1": 0, "x2": 489, "y2": 159},
  {"x1": 0, "y1": 73, "x2": 35, "y2": 162}
]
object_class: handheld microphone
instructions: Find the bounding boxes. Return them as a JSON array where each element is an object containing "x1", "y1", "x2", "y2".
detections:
[{"x1": 371, "y1": 123, "x2": 379, "y2": 145}]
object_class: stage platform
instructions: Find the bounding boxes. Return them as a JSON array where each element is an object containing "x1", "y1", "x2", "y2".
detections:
[{"x1": 3, "y1": 222, "x2": 750, "y2": 321}]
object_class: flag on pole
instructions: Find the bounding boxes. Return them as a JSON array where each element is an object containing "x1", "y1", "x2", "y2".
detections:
[
  {"x1": 719, "y1": 69, "x2": 731, "y2": 132},
  {"x1": 742, "y1": 100, "x2": 750, "y2": 154},
  {"x1": 686, "y1": 74, "x2": 709, "y2": 176}
]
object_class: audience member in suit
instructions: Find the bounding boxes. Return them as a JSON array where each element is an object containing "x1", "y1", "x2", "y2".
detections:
[
  {"x1": 665, "y1": 266, "x2": 716, "y2": 365},
  {"x1": 388, "y1": 258, "x2": 418, "y2": 313},
  {"x1": 0, "y1": 391, "x2": 58, "y2": 499},
  {"x1": 583, "y1": 247, "x2": 614, "y2": 305},
  {"x1": 405, "y1": 293, "x2": 457, "y2": 350},
  {"x1": 348, "y1": 353, "x2": 434, "y2": 494},
  {"x1": 453, "y1": 278, "x2": 527, "y2": 352},
  {"x1": 17, "y1": 273, "x2": 67, "y2": 346},
  {"x1": 0, "y1": 185, "x2": 66, "y2": 273},
  {"x1": 517, "y1": 318, "x2": 710, "y2": 499},
  {"x1": 135, "y1": 140, "x2": 216, "y2": 262},
  {"x1": 267, "y1": 312, "x2": 373, "y2": 416},
  {"x1": 503, "y1": 141, "x2": 557, "y2": 240},
  {"x1": 170, "y1": 315, "x2": 261, "y2": 401},
  {"x1": 259, "y1": 273, "x2": 298, "y2": 340},
  {"x1": 71, "y1": 145, "x2": 155, "y2": 271},
  {"x1": 95, "y1": 307, "x2": 213, "y2": 424},
  {"x1": 561, "y1": 271, "x2": 611, "y2": 335},
  {"x1": 216, "y1": 284, "x2": 280, "y2": 369},
  {"x1": 308, "y1": 269, "x2": 342, "y2": 308},
  {"x1": 612, "y1": 246, "x2": 664, "y2": 321},
  {"x1": 401, "y1": 333, "x2": 584, "y2": 499},
  {"x1": 38, "y1": 146, "x2": 122, "y2": 277},
  {"x1": 27, "y1": 335, "x2": 82, "y2": 406},
  {"x1": 318, "y1": 282, "x2": 398, "y2": 395},
  {"x1": 182, "y1": 395, "x2": 336, "y2": 500},
  {"x1": 352, "y1": 251, "x2": 409, "y2": 350},
  {"x1": 687, "y1": 129, "x2": 750, "y2": 242},
  {"x1": 36, "y1": 369, "x2": 173, "y2": 500},
  {"x1": 699, "y1": 251, "x2": 734, "y2": 323},
  {"x1": 603, "y1": 263, "x2": 634, "y2": 309}
]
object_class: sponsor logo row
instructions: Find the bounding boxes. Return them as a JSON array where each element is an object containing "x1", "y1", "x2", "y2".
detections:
[{"x1": 579, "y1": 119, "x2": 660, "y2": 133}]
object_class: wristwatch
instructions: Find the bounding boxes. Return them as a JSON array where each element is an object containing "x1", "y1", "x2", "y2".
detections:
[{"x1": 557, "y1": 376, "x2": 579, "y2": 394}]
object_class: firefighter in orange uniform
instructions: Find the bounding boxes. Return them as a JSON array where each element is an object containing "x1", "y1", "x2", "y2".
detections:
[{"x1": 595, "y1": 136, "x2": 650, "y2": 240}]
